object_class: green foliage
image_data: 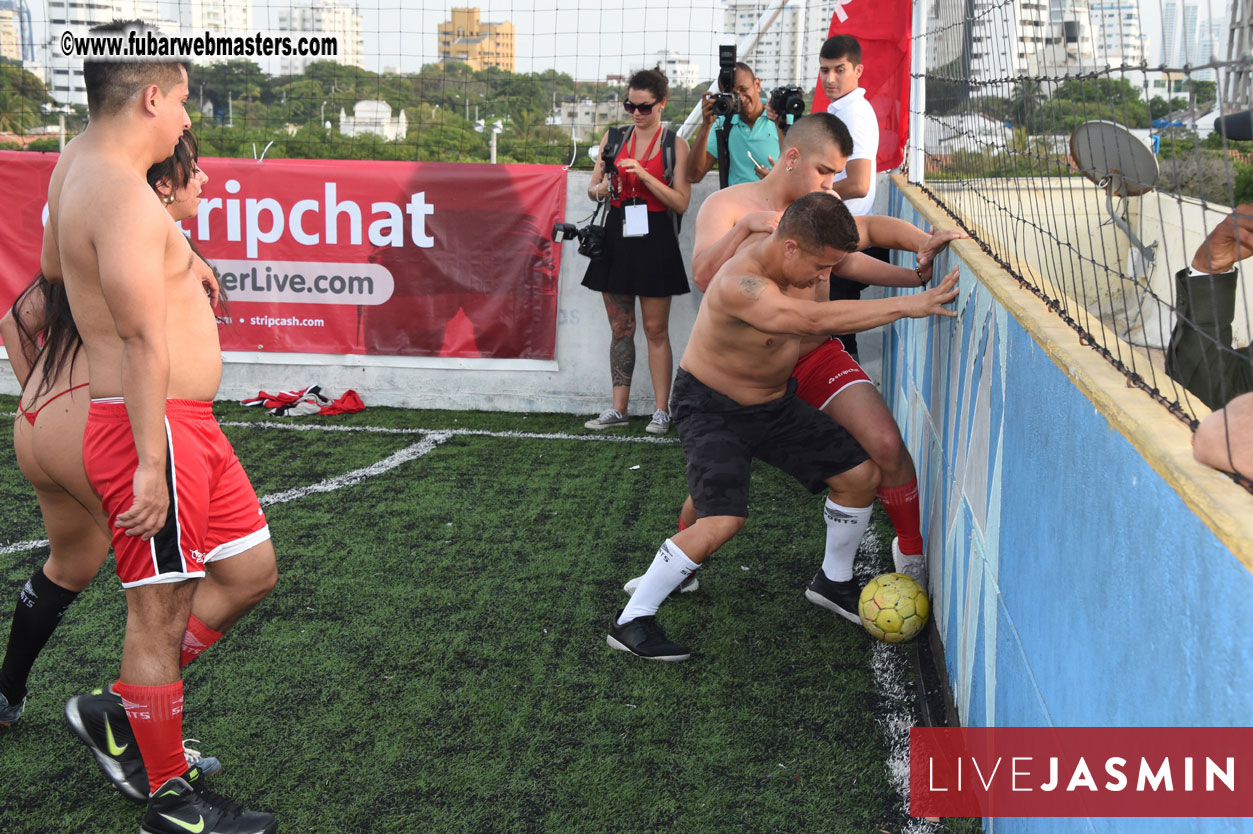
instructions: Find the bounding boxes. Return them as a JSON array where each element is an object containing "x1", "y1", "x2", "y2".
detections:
[
  {"x1": 0, "y1": 64, "x2": 51, "y2": 135},
  {"x1": 2, "y1": 60, "x2": 631, "y2": 164},
  {"x1": 1235, "y1": 163, "x2": 1253, "y2": 204}
]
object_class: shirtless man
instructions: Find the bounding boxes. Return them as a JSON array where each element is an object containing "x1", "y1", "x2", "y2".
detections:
[
  {"x1": 607, "y1": 192, "x2": 959, "y2": 660},
  {"x1": 687, "y1": 113, "x2": 963, "y2": 585},
  {"x1": 42, "y1": 21, "x2": 276, "y2": 834}
]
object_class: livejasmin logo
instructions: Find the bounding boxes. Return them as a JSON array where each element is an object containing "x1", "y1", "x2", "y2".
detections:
[
  {"x1": 909, "y1": 727, "x2": 1253, "y2": 818},
  {"x1": 926, "y1": 753, "x2": 1235, "y2": 793}
]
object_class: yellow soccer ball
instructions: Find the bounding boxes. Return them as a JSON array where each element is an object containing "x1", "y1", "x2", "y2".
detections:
[{"x1": 858, "y1": 573, "x2": 930, "y2": 643}]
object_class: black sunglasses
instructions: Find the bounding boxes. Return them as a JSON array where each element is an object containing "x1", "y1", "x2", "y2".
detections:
[{"x1": 623, "y1": 99, "x2": 658, "y2": 115}]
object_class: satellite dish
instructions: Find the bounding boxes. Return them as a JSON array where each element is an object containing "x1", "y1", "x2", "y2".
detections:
[
  {"x1": 1070, "y1": 119, "x2": 1159, "y2": 198},
  {"x1": 1070, "y1": 120, "x2": 1159, "y2": 272},
  {"x1": 1069, "y1": 120, "x2": 1161, "y2": 345}
]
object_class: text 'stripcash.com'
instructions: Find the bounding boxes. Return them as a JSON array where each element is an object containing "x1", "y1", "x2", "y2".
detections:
[
  {"x1": 59, "y1": 26, "x2": 338, "y2": 61},
  {"x1": 910, "y1": 727, "x2": 1253, "y2": 818}
]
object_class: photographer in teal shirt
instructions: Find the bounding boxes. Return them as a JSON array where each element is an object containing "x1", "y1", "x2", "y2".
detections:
[{"x1": 686, "y1": 62, "x2": 781, "y2": 188}]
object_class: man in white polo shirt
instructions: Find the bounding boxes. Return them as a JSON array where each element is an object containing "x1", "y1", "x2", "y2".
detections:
[
  {"x1": 822, "y1": 35, "x2": 878, "y2": 216},
  {"x1": 820, "y1": 33, "x2": 928, "y2": 584}
]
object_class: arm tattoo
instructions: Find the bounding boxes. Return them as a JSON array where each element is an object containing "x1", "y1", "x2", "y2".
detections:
[{"x1": 738, "y1": 276, "x2": 767, "y2": 298}]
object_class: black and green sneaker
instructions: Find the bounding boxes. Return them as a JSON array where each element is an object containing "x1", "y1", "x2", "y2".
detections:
[
  {"x1": 66, "y1": 687, "x2": 223, "y2": 802},
  {"x1": 142, "y1": 767, "x2": 276, "y2": 834}
]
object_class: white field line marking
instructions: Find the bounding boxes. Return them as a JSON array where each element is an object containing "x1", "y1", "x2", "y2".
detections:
[
  {"x1": 216, "y1": 420, "x2": 681, "y2": 445},
  {"x1": 0, "y1": 432, "x2": 453, "y2": 559},
  {"x1": 259, "y1": 431, "x2": 450, "y2": 507},
  {"x1": 3, "y1": 412, "x2": 678, "y2": 445},
  {"x1": 854, "y1": 540, "x2": 941, "y2": 834},
  {"x1": 0, "y1": 538, "x2": 49, "y2": 556}
]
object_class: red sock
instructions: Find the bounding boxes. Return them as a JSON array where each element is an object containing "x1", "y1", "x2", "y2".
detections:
[
  {"x1": 112, "y1": 679, "x2": 186, "y2": 794},
  {"x1": 180, "y1": 614, "x2": 223, "y2": 668},
  {"x1": 877, "y1": 479, "x2": 924, "y2": 556}
]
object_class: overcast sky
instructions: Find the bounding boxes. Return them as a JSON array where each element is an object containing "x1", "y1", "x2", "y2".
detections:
[{"x1": 26, "y1": 0, "x2": 1238, "y2": 82}]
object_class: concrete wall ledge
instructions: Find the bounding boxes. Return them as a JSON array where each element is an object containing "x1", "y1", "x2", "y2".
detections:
[{"x1": 892, "y1": 173, "x2": 1253, "y2": 564}]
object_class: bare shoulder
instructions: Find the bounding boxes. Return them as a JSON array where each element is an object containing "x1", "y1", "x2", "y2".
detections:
[{"x1": 711, "y1": 251, "x2": 775, "y2": 302}]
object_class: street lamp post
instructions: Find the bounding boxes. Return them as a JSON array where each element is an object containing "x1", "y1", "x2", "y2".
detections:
[
  {"x1": 42, "y1": 103, "x2": 73, "y2": 151},
  {"x1": 475, "y1": 119, "x2": 504, "y2": 164}
]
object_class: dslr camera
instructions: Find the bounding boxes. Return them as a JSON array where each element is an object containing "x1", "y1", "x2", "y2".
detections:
[
  {"x1": 552, "y1": 220, "x2": 607, "y2": 259},
  {"x1": 710, "y1": 44, "x2": 740, "y2": 117},
  {"x1": 768, "y1": 85, "x2": 806, "y2": 134}
]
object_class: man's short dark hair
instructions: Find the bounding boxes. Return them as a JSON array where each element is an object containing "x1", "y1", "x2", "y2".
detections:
[
  {"x1": 83, "y1": 20, "x2": 187, "y2": 117},
  {"x1": 820, "y1": 35, "x2": 862, "y2": 66},
  {"x1": 781, "y1": 113, "x2": 853, "y2": 158},
  {"x1": 733, "y1": 62, "x2": 755, "y2": 80},
  {"x1": 777, "y1": 192, "x2": 860, "y2": 253}
]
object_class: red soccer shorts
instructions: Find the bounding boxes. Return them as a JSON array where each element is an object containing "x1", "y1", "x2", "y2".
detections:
[
  {"x1": 792, "y1": 337, "x2": 873, "y2": 411},
  {"x1": 83, "y1": 398, "x2": 269, "y2": 589}
]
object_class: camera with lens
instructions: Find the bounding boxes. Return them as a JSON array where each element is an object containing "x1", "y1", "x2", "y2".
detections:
[
  {"x1": 768, "y1": 85, "x2": 806, "y2": 133},
  {"x1": 710, "y1": 44, "x2": 740, "y2": 117},
  {"x1": 552, "y1": 221, "x2": 607, "y2": 259}
]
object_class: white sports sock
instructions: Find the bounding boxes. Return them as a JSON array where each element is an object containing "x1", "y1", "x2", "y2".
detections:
[
  {"x1": 618, "y1": 539, "x2": 700, "y2": 624},
  {"x1": 820, "y1": 498, "x2": 873, "y2": 582}
]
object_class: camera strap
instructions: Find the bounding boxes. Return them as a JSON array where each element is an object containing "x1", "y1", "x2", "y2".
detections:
[{"x1": 715, "y1": 118, "x2": 732, "y2": 190}]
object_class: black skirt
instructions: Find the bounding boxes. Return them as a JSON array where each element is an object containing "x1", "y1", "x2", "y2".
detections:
[{"x1": 581, "y1": 204, "x2": 690, "y2": 298}]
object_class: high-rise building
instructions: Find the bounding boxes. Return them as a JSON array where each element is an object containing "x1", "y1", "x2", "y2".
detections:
[
  {"x1": 437, "y1": 8, "x2": 515, "y2": 72},
  {"x1": 655, "y1": 50, "x2": 701, "y2": 89},
  {"x1": 0, "y1": 6, "x2": 20, "y2": 62},
  {"x1": 277, "y1": 0, "x2": 365, "y2": 75},
  {"x1": 175, "y1": 0, "x2": 253, "y2": 66},
  {"x1": 722, "y1": 0, "x2": 805, "y2": 89},
  {"x1": 1089, "y1": 0, "x2": 1147, "y2": 66},
  {"x1": 0, "y1": 0, "x2": 32, "y2": 62},
  {"x1": 42, "y1": 0, "x2": 163, "y2": 106}
]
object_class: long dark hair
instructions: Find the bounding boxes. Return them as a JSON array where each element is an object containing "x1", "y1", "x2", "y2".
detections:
[
  {"x1": 12, "y1": 275, "x2": 80, "y2": 402},
  {"x1": 16, "y1": 128, "x2": 220, "y2": 399}
]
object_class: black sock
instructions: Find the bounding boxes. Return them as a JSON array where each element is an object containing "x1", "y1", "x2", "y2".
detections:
[{"x1": 0, "y1": 568, "x2": 80, "y2": 704}]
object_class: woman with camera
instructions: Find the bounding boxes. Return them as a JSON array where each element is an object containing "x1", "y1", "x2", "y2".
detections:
[{"x1": 581, "y1": 67, "x2": 691, "y2": 435}]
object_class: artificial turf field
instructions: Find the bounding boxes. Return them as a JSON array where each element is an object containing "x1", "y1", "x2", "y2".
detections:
[{"x1": 0, "y1": 396, "x2": 981, "y2": 834}]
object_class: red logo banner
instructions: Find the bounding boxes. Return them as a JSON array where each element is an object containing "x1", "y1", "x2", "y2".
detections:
[
  {"x1": 0, "y1": 152, "x2": 566, "y2": 360},
  {"x1": 810, "y1": 0, "x2": 912, "y2": 171},
  {"x1": 911, "y1": 727, "x2": 1253, "y2": 818}
]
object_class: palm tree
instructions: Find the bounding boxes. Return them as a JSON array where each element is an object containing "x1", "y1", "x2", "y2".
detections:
[{"x1": 1008, "y1": 79, "x2": 1042, "y2": 129}]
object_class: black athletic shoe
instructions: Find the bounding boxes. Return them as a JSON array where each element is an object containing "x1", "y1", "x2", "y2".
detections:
[
  {"x1": 66, "y1": 687, "x2": 149, "y2": 802},
  {"x1": 141, "y1": 768, "x2": 276, "y2": 834},
  {"x1": 66, "y1": 687, "x2": 223, "y2": 803},
  {"x1": 805, "y1": 571, "x2": 862, "y2": 625},
  {"x1": 606, "y1": 610, "x2": 691, "y2": 661}
]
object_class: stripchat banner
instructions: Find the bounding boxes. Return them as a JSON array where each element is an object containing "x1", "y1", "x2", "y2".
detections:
[{"x1": 0, "y1": 152, "x2": 566, "y2": 360}]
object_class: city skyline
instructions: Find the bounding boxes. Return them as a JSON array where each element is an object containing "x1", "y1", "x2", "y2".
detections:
[{"x1": 14, "y1": 0, "x2": 1237, "y2": 84}]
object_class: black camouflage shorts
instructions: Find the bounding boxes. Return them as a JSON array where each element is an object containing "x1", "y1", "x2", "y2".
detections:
[{"x1": 670, "y1": 368, "x2": 869, "y2": 519}]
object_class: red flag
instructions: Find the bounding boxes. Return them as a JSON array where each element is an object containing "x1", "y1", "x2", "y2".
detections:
[{"x1": 810, "y1": 0, "x2": 912, "y2": 171}]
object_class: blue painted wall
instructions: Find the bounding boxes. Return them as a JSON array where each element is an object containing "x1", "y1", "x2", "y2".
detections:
[{"x1": 884, "y1": 185, "x2": 1253, "y2": 834}]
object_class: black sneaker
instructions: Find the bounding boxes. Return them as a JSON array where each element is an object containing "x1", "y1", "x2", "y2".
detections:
[
  {"x1": 804, "y1": 571, "x2": 861, "y2": 624},
  {"x1": 606, "y1": 610, "x2": 691, "y2": 661},
  {"x1": 141, "y1": 768, "x2": 276, "y2": 834},
  {"x1": 66, "y1": 687, "x2": 149, "y2": 802},
  {"x1": 66, "y1": 687, "x2": 222, "y2": 803}
]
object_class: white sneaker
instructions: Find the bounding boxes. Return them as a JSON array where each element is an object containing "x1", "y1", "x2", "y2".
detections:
[
  {"x1": 584, "y1": 408, "x2": 628, "y2": 429},
  {"x1": 623, "y1": 574, "x2": 699, "y2": 596},
  {"x1": 645, "y1": 409, "x2": 671, "y2": 435},
  {"x1": 892, "y1": 537, "x2": 928, "y2": 589}
]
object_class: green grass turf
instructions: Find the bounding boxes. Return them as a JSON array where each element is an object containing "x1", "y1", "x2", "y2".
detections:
[{"x1": 0, "y1": 397, "x2": 981, "y2": 834}]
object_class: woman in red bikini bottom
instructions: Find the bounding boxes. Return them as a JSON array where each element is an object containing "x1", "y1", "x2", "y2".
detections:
[{"x1": 0, "y1": 130, "x2": 216, "y2": 725}]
